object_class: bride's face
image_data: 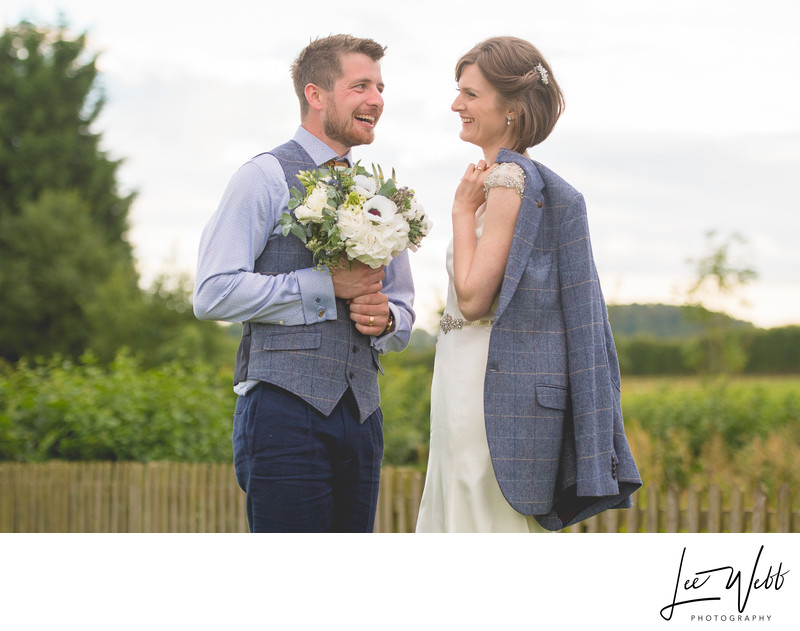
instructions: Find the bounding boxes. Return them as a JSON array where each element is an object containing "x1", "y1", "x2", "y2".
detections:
[{"x1": 452, "y1": 64, "x2": 513, "y2": 153}]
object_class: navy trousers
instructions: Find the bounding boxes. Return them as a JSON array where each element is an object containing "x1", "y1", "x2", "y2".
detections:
[{"x1": 232, "y1": 382, "x2": 384, "y2": 532}]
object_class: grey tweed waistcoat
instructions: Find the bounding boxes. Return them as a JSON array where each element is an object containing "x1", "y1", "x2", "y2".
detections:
[{"x1": 233, "y1": 140, "x2": 382, "y2": 422}]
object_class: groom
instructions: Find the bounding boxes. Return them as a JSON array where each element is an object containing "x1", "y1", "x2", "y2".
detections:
[{"x1": 193, "y1": 35, "x2": 415, "y2": 532}]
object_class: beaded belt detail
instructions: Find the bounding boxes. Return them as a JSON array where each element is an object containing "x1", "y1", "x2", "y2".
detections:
[{"x1": 439, "y1": 313, "x2": 494, "y2": 334}]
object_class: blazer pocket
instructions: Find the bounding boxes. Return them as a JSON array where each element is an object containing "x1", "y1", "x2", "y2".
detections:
[
  {"x1": 536, "y1": 384, "x2": 568, "y2": 411},
  {"x1": 256, "y1": 331, "x2": 322, "y2": 351}
]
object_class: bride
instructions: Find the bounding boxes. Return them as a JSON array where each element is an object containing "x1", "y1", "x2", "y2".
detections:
[{"x1": 416, "y1": 37, "x2": 641, "y2": 533}]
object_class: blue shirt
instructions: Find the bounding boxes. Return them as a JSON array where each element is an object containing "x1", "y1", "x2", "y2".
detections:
[{"x1": 194, "y1": 127, "x2": 416, "y2": 390}]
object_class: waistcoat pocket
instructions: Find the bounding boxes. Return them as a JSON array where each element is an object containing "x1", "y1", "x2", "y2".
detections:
[{"x1": 255, "y1": 331, "x2": 322, "y2": 351}]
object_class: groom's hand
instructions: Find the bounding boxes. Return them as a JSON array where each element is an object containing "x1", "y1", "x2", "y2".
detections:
[
  {"x1": 348, "y1": 292, "x2": 390, "y2": 336},
  {"x1": 331, "y1": 261, "x2": 385, "y2": 300}
]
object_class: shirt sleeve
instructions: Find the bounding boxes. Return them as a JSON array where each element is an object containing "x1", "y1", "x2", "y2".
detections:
[{"x1": 193, "y1": 157, "x2": 337, "y2": 325}]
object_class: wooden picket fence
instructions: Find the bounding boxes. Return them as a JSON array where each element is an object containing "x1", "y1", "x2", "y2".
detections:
[{"x1": 0, "y1": 461, "x2": 796, "y2": 533}]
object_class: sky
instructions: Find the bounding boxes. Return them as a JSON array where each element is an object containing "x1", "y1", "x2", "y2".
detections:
[{"x1": 3, "y1": 0, "x2": 799, "y2": 331}]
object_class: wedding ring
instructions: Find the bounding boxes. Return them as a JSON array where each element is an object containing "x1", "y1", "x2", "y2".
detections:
[
  {"x1": 476, "y1": 166, "x2": 483, "y2": 171},
  {"x1": 369, "y1": 316, "x2": 375, "y2": 326}
]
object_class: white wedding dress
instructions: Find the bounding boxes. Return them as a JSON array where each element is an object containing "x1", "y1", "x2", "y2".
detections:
[{"x1": 415, "y1": 163, "x2": 541, "y2": 533}]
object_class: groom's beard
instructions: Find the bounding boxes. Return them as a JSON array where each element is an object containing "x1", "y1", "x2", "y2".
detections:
[{"x1": 322, "y1": 100, "x2": 377, "y2": 149}]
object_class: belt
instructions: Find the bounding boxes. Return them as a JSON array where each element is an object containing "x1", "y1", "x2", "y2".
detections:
[{"x1": 439, "y1": 312, "x2": 494, "y2": 334}]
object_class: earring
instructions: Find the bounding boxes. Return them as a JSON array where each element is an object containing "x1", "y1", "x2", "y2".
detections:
[{"x1": 506, "y1": 115, "x2": 512, "y2": 126}]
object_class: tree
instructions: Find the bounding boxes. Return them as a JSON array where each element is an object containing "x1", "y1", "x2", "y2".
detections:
[
  {"x1": 0, "y1": 21, "x2": 133, "y2": 247},
  {"x1": 0, "y1": 191, "x2": 127, "y2": 359},
  {"x1": 0, "y1": 21, "x2": 138, "y2": 361},
  {"x1": 0, "y1": 20, "x2": 237, "y2": 367},
  {"x1": 683, "y1": 231, "x2": 758, "y2": 375}
]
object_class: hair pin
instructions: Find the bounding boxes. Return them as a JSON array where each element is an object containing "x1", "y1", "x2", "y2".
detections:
[{"x1": 535, "y1": 63, "x2": 549, "y2": 85}]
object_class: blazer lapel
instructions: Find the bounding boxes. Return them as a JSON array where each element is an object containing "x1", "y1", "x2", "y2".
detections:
[{"x1": 494, "y1": 150, "x2": 546, "y2": 321}]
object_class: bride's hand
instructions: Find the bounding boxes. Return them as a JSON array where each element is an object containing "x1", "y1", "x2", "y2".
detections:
[{"x1": 453, "y1": 160, "x2": 490, "y2": 216}]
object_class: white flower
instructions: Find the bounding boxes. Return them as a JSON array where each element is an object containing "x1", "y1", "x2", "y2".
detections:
[
  {"x1": 403, "y1": 198, "x2": 425, "y2": 221},
  {"x1": 417, "y1": 210, "x2": 433, "y2": 236},
  {"x1": 294, "y1": 183, "x2": 331, "y2": 223},
  {"x1": 294, "y1": 203, "x2": 323, "y2": 224},
  {"x1": 306, "y1": 183, "x2": 329, "y2": 213},
  {"x1": 345, "y1": 239, "x2": 390, "y2": 269},
  {"x1": 337, "y1": 205, "x2": 409, "y2": 268},
  {"x1": 362, "y1": 196, "x2": 398, "y2": 224},
  {"x1": 336, "y1": 206, "x2": 369, "y2": 239},
  {"x1": 386, "y1": 213, "x2": 412, "y2": 255},
  {"x1": 353, "y1": 174, "x2": 377, "y2": 197}
]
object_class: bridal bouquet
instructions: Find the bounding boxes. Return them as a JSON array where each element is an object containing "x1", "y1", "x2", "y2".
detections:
[{"x1": 279, "y1": 162, "x2": 432, "y2": 270}]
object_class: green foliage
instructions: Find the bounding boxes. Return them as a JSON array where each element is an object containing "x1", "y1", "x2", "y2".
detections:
[
  {"x1": 2, "y1": 329, "x2": 798, "y2": 503},
  {"x1": 0, "y1": 21, "x2": 135, "y2": 361},
  {"x1": 608, "y1": 234, "x2": 763, "y2": 377},
  {"x1": 83, "y1": 271, "x2": 240, "y2": 368},
  {"x1": 681, "y1": 326, "x2": 750, "y2": 375},
  {"x1": 622, "y1": 377, "x2": 800, "y2": 489},
  {"x1": 683, "y1": 231, "x2": 758, "y2": 376},
  {"x1": 0, "y1": 343, "x2": 433, "y2": 466},
  {"x1": 0, "y1": 191, "x2": 124, "y2": 359},
  {"x1": 0, "y1": 352, "x2": 235, "y2": 462},
  {"x1": 0, "y1": 21, "x2": 133, "y2": 246},
  {"x1": 0, "y1": 20, "x2": 235, "y2": 369},
  {"x1": 0, "y1": 186, "x2": 235, "y2": 365},
  {"x1": 744, "y1": 326, "x2": 800, "y2": 373},
  {"x1": 615, "y1": 336, "x2": 690, "y2": 375},
  {"x1": 607, "y1": 303, "x2": 752, "y2": 339},
  {"x1": 613, "y1": 325, "x2": 800, "y2": 376},
  {"x1": 378, "y1": 347, "x2": 434, "y2": 467},
  {"x1": 686, "y1": 231, "x2": 758, "y2": 306}
]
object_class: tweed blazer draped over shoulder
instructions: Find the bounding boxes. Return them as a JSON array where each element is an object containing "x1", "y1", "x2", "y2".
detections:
[{"x1": 484, "y1": 149, "x2": 642, "y2": 531}]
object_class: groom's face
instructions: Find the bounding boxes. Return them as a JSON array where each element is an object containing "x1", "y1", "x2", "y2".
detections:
[{"x1": 321, "y1": 53, "x2": 384, "y2": 149}]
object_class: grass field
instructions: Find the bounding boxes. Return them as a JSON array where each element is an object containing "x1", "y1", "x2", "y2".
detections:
[
  {"x1": 621, "y1": 374, "x2": 800, "y2": 396},
  {"x1": 618, "y1": 374, "x2": 800, "y2": 491}
]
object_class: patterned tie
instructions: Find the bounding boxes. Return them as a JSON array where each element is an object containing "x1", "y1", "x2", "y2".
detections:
[{"x1": 323, "y1": 157, "x2": 350, "y2": 168}]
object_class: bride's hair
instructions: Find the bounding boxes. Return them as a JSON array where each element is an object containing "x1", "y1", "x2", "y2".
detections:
[{"x1": 456, "y1": 37, "x2": 565, "y2": 153}]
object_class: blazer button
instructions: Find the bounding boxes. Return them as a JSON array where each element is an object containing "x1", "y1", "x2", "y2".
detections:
[
  {"x1": 352, "y1": 345, "x2": 359, "y2": 353},
  {"x1": 349, "y1": 371, "x2": 355, "y2": 379},
  {"x1": 537, "y1": 200, "x2": 543, "y2": 208}
]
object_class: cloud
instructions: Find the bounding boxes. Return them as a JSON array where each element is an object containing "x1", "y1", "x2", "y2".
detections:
[{"x1": 2, "y1": 0, "x2": 799, "y2": 328}]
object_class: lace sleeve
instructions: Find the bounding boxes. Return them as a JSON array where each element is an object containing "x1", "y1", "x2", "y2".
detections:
[{"x1": 483, "y1": 162, "x2": 525, "y2": 198}]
